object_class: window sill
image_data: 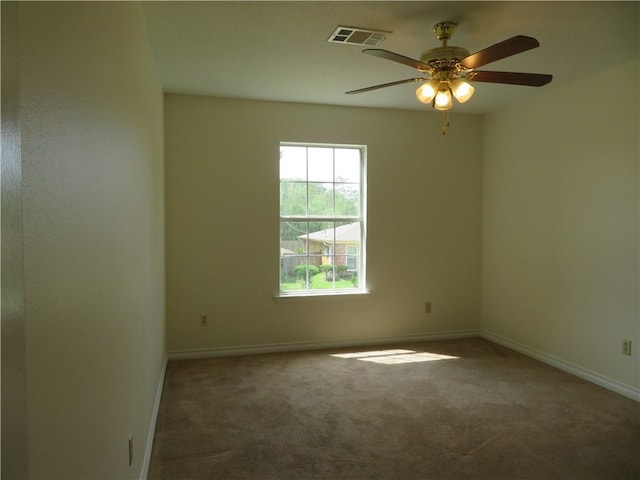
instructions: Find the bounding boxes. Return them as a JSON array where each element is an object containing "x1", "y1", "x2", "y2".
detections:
[{"x1": 273, "y1": 290, "x2": 372, "y2": 304}]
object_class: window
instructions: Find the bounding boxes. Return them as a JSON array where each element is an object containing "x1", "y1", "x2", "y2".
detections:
[{"x1": 279, "y1": 143, "x2": 366, "y2": 295}]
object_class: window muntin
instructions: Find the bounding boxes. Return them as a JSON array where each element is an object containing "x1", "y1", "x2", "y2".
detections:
[{"x1": 279, "y1": 144, "x2": 366, "y2": 295}]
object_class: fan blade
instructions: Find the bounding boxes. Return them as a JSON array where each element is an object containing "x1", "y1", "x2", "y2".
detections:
[
  {"x1": 363, "y1": 49, "x2": 431, "y2": 71},
  {"x1": 346, "y1": 78, "x2": 426, "y2": 95},
  {"x1": 461, "y1": 35, "x2": 540, "y2": 69},
  {"x1": 469, "y1": 71, "x2": 552, "y2": 86}
]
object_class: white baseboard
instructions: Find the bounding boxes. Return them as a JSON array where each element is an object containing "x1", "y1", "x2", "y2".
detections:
[
  {"x1": 167, "y1": 329, "x2": 481, "y2": 360},
  {"x1": 481, "y1": 331, "x2": 640, "y2": 402},
  {"x1": 140, "y1": 353, "x2": 168, "y2": 480}
]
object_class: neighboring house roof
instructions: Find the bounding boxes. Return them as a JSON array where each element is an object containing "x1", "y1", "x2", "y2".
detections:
[
  {"x1": 280, "y1": 247, "x2": 295, "y2": 255},
  {"x1": 301, "y1": 222, "x2": 360, "y2": 244}
]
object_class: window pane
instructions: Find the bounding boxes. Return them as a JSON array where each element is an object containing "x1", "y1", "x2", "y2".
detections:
[
  {"x1": 308, "y1": 182, "x2": 334, "y2": 216},
  {"x1": 280, "y1": 181, "x2": 307, "y2": 216},
  {"x1": 307, "y1": 221, "x2": 334, "y2": 250},
  {"x1": 335, "y1": 149, "x2": 360, "y2": 182},
  {"x1": 346, "y1": 245, "x2": 358, "y2": 271},
  {"x1": 333, "y1": 255, "x2": 355, "y2": 289},
  {"x1": 280, "y1": 221, "x2": 307, "y2": 290},
  {"x1": 308, "y1": 147, "x2": 333, "y2": 182},
  {"x1": 280, "y1": 255, "x2": 307, "y2": 291},
  {"x1": 307, "y1": 222, "x2": 332, "y2": 290},
  {"x1": 347, "y1": 256, "x2": 357, "y2": 270},
  {"x1": 280, "y1": 220, "x2": 308, "y2": 245},
  {"x1": 335, "y1": 183, "x2": 360, "y2": 216},
  {"x1": 335, "y1": 221, "x2": 360, "y2": 244},
  {"x1": 280, "y1": 146, "x2": 306, "y2": 181}
]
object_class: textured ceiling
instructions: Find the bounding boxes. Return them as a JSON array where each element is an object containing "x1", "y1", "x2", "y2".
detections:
[{"x1": 143, "y1": 1, "x2": 639, "y2": 114}]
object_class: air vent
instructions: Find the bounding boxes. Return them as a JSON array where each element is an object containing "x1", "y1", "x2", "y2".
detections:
[{"x1": 328, "y1": 26, "x2": 389, "y2": 46}]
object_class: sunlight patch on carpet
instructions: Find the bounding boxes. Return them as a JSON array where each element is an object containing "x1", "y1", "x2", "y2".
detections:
[{"x1": 331, "y1": 349, "x2": 458, "y2": 364}]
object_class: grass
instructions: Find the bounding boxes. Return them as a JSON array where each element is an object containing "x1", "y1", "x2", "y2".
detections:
[{"x1": 280, "y1": 273, "x2": 355, "y2": 291}]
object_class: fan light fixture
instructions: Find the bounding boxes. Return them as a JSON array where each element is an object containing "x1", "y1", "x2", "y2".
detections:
[
  {"x1": 450, "y1": 79, "x2": 475, "y2": 103},
  {"x1": 415, "y1": 80, "x2": 437, "y2": 103},
  {"x1": 433, "y1": 82, "x2": 453, "y2": 110},
  {"x1": 416, "y1": 78, "x2": 474, "y2": 111}
]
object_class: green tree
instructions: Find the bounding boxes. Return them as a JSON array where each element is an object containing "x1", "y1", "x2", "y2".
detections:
[{"x1": 280, "y1": 181, "x2": 359, "y2": 241}]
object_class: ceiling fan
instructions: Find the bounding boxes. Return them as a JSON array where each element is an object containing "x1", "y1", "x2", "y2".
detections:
[{"x1": 346, "y1": 22, "x2": 552, "y2": 112}]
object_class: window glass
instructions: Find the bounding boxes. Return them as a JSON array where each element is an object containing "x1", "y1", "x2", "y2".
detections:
[{"x1": 279, "y1": 144, "x2": 366, "y2": 295}]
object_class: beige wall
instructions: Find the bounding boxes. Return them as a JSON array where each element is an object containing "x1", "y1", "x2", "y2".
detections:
[
  {"x1": 482, "y1": 58, "x2": 640, "y2": 391},
  {"x1": 165, "y1": 95, "x2": 483, "y2": 353},
  {"x1": 2, "y1": 2, "x2": 28, "y2": 477},
  {"x1": 18, "y1": 2, "x2": 165, "y2": 478}
]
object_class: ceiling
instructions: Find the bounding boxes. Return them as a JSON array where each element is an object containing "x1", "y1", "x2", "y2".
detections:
[{"x1": 142, "y1": 1, "x2": 639, "y2": 114}]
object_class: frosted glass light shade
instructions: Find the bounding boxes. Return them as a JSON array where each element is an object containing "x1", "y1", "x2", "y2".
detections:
[
  {"x1": 450, "y1": 79, "x2": 475, "y2": 103},
  {"x1": 434, "y1": 83, "x2": 453, "y2": 111},
  {"x1": 416, "y1": 81, "x2": 437, "y2": 104}
]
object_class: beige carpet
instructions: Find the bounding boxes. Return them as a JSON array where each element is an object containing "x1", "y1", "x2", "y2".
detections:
[{"x1": 149, "y1": 338, "x2": 640, "y2": 479}]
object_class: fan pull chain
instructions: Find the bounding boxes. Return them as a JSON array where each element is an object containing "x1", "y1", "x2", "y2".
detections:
[{"x1": 441, "y1": 111, "x2": 450, "y2": 135}]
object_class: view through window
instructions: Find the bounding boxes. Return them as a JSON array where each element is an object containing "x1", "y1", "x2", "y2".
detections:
[{"x1": 279, "y1": 143, "x2": 366, "y2": 294}]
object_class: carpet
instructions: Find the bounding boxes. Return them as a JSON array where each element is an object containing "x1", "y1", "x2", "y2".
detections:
[{"x1": 148, "y1": 338, "x2": 639, "y2": 479}]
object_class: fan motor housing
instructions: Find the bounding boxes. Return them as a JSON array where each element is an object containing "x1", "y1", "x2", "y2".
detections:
[{"x1": 420, "y1": 46, "x2": 470, "y2": 64}]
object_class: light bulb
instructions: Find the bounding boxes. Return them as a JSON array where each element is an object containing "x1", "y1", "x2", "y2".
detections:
[
  {"x1": 450, "y1": 79, "x2": 475, "y2": 103},
  {"x1": 434, "y1": 83, "x2": 453, "y2": 111},
  {"x1": 416, "y1": 81, "x2": 437, "y2": 104}
]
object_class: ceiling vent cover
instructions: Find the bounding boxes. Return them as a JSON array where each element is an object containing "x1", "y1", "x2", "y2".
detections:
[{"x1": 328, "y1": 26, "x2": 389, "y2": 46}]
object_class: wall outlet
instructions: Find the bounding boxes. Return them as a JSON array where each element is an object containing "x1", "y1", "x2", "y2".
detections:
[
  {"x1": 128, "y1": 435, "x2": 133, "y2": 466},
  {"x1": 425, "y1": 301, "x2": 432, "y2": 314},
  {"x1": 622, "y1": 339, "x2": 632, "y2": 356},
  {"x1": 200, "y1": 314, "x2": 208, "y2": 326}
]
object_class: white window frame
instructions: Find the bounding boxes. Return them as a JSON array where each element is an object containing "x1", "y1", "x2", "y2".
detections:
[{"x1": 278, "y1": 142, "x2": 367, "y2": 297}]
